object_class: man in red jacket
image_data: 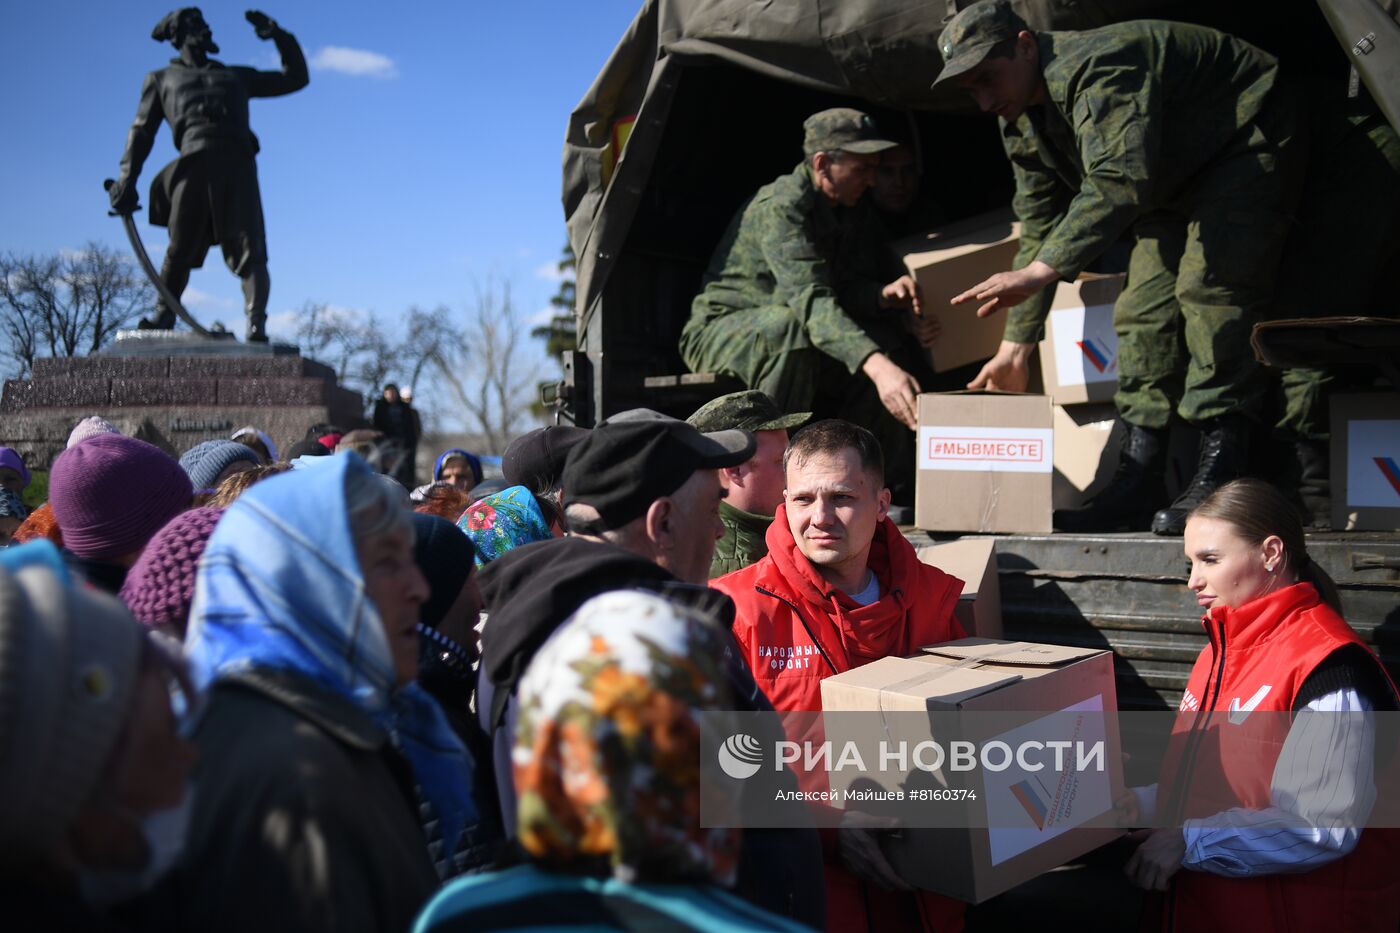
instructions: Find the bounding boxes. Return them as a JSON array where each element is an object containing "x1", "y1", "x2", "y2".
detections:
[{"x1": 712, "y1": 418, "x2": 967, "y2": 933}]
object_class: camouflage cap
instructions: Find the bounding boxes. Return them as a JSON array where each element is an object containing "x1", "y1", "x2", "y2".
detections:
[
  {"x1": 687, "y1": 390, "x2": 811, "y2": 435},
  {"x1": 802, "y1": 108, "x2": 898, "y2": 157},
  {"x1": 932, "y1": 0, "x2": 1029, "y2": 89}
]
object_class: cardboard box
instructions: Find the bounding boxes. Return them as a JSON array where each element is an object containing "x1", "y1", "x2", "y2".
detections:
[
  {"x1": 918, "y1": 538, "x2": 1002, "y2": 639},
  {"x1": 820, "y1": 638, "x2": 1124, "y2": 904},
  {"x1": 916, "y1": 392, "x2": 1053, "y2": 534},
  {"x1": 1037, "y1": 274, "x2": 1124, "y2": 405},
  {"x1": 897, "y1": 210, "x2": 1021, "y2": 373},
  {"x1": 1331, "y1": 393, "x2": 1400, "y2": 531},
  {"x1": 1052, "y1": 403, "x2": 1125, "y2": 511}
]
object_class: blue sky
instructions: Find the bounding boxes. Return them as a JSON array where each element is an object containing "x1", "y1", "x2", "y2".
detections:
[{"x1": 0, "y1": 1, "x2": 639, "y2": 359}]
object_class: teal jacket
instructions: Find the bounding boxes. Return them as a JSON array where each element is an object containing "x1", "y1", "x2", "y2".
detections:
[{"x1": 414, "y1": 863, "x2": 812, "y2": 933}]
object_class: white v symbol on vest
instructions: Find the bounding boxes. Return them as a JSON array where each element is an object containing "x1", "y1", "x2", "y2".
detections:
[{"x1": 1228, "y1": 685, "x2": 1273, "y2": 724}]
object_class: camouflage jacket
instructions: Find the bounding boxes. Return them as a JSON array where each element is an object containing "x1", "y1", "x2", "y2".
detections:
[
  {"x1": 708, "y1": 501, "x2": 773, "y2": 579},
  {"x1": 689, "y1": 161, "x2": 902, "y2": 373},
  {"x1": 1000, "y1": 21, "x2": 1281, "y2": 342}
]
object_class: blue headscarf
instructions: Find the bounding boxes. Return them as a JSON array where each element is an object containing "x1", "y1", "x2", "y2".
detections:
[
  {"x1": 457, "y1": 485, "x2": 552, "y2": 567},
  {"x1": 185, "y1": 452, "x2": 483, "y2": 875},
  {"x1": 434, "y1": 448, "x2": 483, "y2": 486}
]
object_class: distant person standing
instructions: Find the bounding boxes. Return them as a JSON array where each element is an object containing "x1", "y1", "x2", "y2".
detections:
[
  {"x1": 400, "y1": 386, "x2": 423, "y2": 485},
  {"x1": 107, "y1": 7, "x2": 308, "y2": 342},
  {"x1": 374, "y1": 384, "x2": 418, "y2": 487}
]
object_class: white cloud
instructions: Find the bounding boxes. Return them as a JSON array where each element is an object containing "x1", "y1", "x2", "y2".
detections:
[
  {"x1": 309, "y1": 46, "x2": 398, "y2": 79},
  {"x1": 182, "y1": 287, "x2": 237, "y2": 311},
  {"x1": 526, "y1": 305, "x2": 557, "y2": 327},
  {"x1": 534, "y1": 261, "x2": 568, "y2": 283},
  {"x1": 265, "y1": 309, "x2": 300, "y2": 341}
]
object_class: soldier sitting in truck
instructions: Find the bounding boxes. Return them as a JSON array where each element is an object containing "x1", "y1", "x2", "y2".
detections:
[{"x1": 679, "y1": 108, "x2": 939, "y2": 503}]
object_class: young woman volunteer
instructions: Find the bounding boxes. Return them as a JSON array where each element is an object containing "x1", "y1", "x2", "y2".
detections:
[{"x1": 1123, "y1": 478, "x2": 1399, "y2": 930}]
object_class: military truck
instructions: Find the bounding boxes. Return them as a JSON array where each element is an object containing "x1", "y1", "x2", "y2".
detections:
[{"x1": 556, "y1": 0, "x2": 1400, "y2": 713}]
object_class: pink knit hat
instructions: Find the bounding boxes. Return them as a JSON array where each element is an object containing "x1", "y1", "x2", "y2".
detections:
[
  {"x1": 48, "y1": 435, "x2": 193, "y2": 561},
  {"x1": 119, "y1": 507, "x2": 224, "y2": 636}
]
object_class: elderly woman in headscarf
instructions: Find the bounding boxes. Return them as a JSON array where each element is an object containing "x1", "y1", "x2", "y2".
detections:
[
  {"x1": 457, "y1": 484, "x2": 557, "y2": 567},
  {"x1": 0, "y1": 487, "x2": 29, "y2": 546},
  {"x1": 166, "y1": 452, "x2": 497, "y2": 933},
  {"x1": 413, "y1": 590, "x2": 811, "y2": 932}
]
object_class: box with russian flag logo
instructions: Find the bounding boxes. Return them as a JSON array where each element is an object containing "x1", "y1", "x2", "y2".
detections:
[
  {"x1": 819, "y1": 638, "x2": 1124, "y2": 903},
  {"x1": 915, "y1": 391, "x2": 1053, "y2": 533},
  {"x1": 1331, "y1": 393, "x2": 1400, "y2": 531},
  {"x1": 1037, "y1": 273, "x2": 1125, "y2": 406}
]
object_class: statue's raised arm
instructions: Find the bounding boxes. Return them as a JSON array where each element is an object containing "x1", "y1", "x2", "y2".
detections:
[{"x1": 240, "y1": 10, "x2": 308, "y2": 98}]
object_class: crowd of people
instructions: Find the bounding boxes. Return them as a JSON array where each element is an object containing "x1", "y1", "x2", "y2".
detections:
[
  {"x1": 2, "y1": 1, "x2": 1397, "y2": 929},
  {"x1": 0, "y1": 374, "x2": 1393, "y2": 931}
]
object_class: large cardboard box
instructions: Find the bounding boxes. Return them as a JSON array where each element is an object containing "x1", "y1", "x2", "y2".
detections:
[
  {"x1": 897, "y1": 210, "x2": 1021, "y2": 373},
  {"x1": 916, "y1": 392, "x2": 1053, "y2": 534},
  {"x1": 1331, "y1": 393, "x2": 1400, "y2": 531},
  {"x1": 1052, "y1": 403, "x2": 1125, "y2": 511},
  {"x1": 820, "y1": 638, "x2": 1124, "y2": 904},
  {"x1": 918, "y1": 538, "x2": 1002, "y2": 639},
  {"x1": 1037, "y1": 274, "x2": 1124, "y2": 405}
]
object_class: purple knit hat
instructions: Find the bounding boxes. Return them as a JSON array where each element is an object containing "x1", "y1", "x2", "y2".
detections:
[
  {"x1": 119, "y1": 507, "x2": 224, "y2": 635},
  {"x1": 48, "y1": 435, "x2": 193, "y2": 561}
]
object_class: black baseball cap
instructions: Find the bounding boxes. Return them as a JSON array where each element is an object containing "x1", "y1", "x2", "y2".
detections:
[
  {"x1": 502, "y1": 426, "x2": 590, "y2": 494},
  {"x1": 562, "y1": 420, "x2": 755, "y2": 530}
]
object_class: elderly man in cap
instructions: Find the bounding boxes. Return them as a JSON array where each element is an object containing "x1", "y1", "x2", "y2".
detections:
[
  {"x1": 688, "y1": 390, "x2": 809, "y2": 578},
  {"x1": 680, "y1": 107, "x2": 940, "y2": 502},
  {"x1": 939, "y1": 0, "x2": 1299, "y2": 535}
]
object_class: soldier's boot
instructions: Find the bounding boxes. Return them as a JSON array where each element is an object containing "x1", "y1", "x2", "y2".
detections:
[
  {"x1": 1288, "y1": 439, "x2": 1332, "y2": 531},
  {"x1": 1055, "y1": 422, "x2": 1168, "y2": 533},
  {"x1": 1150, "y1": 415, "x2": 1252, "y2": 536},
  {"x1": 246, "y1": 313, "x2": 269, "y2": 343}
]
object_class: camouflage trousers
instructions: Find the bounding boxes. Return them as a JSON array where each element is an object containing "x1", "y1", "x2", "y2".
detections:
[
  {"x1": 1270, "y1": 112, "x2": 1400, "y2": 441},
  {"x1": 679, "y1": 304, "x2": 922, "y2": 500},
  {"x1": 1113, "y1": 120, "x2": 1301, "y2": 430}
]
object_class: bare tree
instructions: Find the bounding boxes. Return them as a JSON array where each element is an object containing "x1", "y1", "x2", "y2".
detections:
[
  {"x1": 294, "y1": 301, "x2": 402, "y2": 405},
  {"x1": 402, "y1": 282, "x2": 541, "y2": 452},
  {"x1": 0, "y1": 242, "x2": 152, "y2": 376}
]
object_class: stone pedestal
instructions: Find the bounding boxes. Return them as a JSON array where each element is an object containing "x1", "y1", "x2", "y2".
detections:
[{"x1": 0, "y1": 333, "x2": 364, "y2": 471}]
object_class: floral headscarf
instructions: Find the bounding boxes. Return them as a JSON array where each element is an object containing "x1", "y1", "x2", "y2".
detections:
[
  {"x1": 513, "y1": 589, "x2": 739, "y2": 885},
  {"x1": 457, "y1": 485, "x2": 552, "y2": 567}
]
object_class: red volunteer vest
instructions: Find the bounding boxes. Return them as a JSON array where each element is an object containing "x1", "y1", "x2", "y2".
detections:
[{"x1": 1155, "y1": 582, "x2": 1400, "y2": 932}]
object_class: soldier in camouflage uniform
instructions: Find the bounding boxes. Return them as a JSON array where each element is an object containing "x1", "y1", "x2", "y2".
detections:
[
  {"x1": 937, "y1": 1, "x2": 1300, "y2": 535},
  {"x1": 687, "y1": 390, "x2": 809, "y2": 579},
  {"x1": 680, "y1": 108, "x2": 939, "y2": 502}
]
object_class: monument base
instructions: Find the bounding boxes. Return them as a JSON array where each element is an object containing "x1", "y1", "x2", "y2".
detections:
[
  {"x1": 106, "y1": 329, "x2": 300, "y2": 357},
  {"x1": 1, "y1": 344, "x2": 364, "y2": 472}
]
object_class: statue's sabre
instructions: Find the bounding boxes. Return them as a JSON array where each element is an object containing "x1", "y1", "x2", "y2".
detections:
[{"x1": 102, "y1": 178, "x2": 212, "y2": 338}]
